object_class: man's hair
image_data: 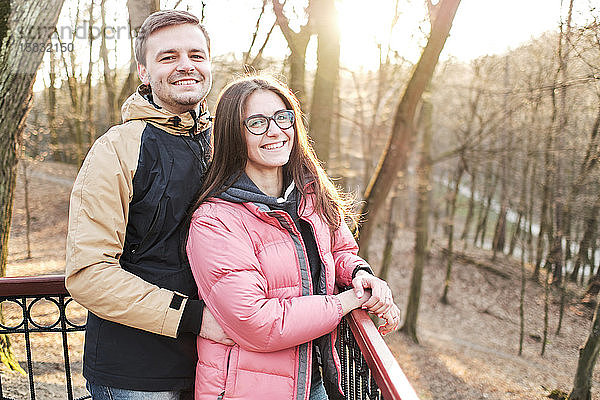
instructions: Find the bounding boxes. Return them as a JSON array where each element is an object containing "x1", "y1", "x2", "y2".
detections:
[{"x1": 134, "y1": 10, "x2": 210, "y2": 66}]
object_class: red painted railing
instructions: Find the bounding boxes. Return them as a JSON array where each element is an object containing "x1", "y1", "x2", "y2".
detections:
[
  {"x1": 0, "y1": 275, "x2": 88, "y2": 400},
  {"x1": 0, "y1": 275, "x2": 68, "y2": 296},
  {"x1": 0, "y1": 275, "x2": 420, "y2": 400},
  {"x1": 344, "y1": 309, "x2": 420, "y2": 400}
]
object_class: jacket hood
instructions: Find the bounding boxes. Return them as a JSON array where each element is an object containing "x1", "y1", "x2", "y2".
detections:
[
  {"x1": 121, "y1": 85, "x2": 211, "y2": 135},
  {"x1": 218, "y1": 172, "x2": 297, "y2": 211}
]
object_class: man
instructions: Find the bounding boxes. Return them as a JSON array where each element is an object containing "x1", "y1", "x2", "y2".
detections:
[{"x1": 65, "y1": 10, "x2": 230, "y2": 399}]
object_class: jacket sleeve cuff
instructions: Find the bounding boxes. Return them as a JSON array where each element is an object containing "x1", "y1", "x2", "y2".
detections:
[
  {"x1": 177, "y1": 298, "x2": 205, "y2": 336},
  {"x1": 329, "y1": 294, "x2": 344, "y2": 320}
]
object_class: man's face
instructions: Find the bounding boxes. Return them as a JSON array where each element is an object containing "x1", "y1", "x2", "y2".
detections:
[{"x1": 137, "y1": 24, "x2": 212, "y2": 115}]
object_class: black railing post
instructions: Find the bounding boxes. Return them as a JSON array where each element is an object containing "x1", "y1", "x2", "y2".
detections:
[
  {"x1": 340, "y1": 319, "x2": 348, "y2": 396},
  {"x1": 22, "y1": 297, "x2": 36, "y2": 400},
  {"x1": 59, "y1": 295, "x2": 74, "y2": 400}
]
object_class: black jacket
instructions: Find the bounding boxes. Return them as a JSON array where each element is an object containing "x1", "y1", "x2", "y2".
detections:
[{"x1": 66, "y1": 88, "x2": 210, "y2": 391}]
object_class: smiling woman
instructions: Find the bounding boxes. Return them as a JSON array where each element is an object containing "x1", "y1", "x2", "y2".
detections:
[{"x1": 185, "y1": 75, "x2": 400, "y2": 400}]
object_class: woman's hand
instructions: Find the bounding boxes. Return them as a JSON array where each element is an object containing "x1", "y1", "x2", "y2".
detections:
[
  {"x1": 377, "y1": 303, "x2": 401, "y2": 335},
  {"x1": 352, "y1": 270, "x2": 395, "y2": 316}
]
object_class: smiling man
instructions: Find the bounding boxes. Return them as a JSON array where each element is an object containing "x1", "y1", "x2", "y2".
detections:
[{"x1": 65, "y1": 10, "x2": 231, "y2": 400}]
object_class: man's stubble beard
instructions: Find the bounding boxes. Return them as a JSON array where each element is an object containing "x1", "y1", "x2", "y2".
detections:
[{"x1": 150, "y1": 75, "x2": 212, "y2": 112}]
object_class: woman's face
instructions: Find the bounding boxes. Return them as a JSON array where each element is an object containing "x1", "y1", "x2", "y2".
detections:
[{"x1": 242, "y1": 90, "x2": 295, "y2": 178}]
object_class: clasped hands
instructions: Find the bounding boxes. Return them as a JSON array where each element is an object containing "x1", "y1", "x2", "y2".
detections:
[
  {"x1": 351, "y1": 270, "x2": 400, "y2": 335},
  {"x1": 200, "y1": 269, "x2": 399, "y2": 345}
]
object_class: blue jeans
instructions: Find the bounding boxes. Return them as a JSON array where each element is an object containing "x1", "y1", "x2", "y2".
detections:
[
  {"x1": 86, "y1": 382, "x2": 187, "y2": 400},
  {"x1": 309, "y1": 380, "x2": 329, "y2": 400}
]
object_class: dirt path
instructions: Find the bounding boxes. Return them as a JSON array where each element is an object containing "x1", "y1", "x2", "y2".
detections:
[{"x1": 27, "y1": 169, "x2": 75, "y2": 187}]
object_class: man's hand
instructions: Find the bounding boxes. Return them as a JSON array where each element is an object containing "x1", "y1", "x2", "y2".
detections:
[
  {"x1": 352, "y1": 270, "x2": 394, "y2": 316},
  {"x1": 199, "y1": 308, "x2": 235, "y2": 345}
]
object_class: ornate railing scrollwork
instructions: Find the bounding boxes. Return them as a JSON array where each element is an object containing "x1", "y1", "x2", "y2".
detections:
[{"x1": 0, "y1": 275, "x2": 89, "y2": 400}]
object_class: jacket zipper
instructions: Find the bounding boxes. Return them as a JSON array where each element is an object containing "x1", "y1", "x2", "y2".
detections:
[
  {"x1": 217, "y1": 345, "x2": 234, "y2": 399},
  {"x1": 130, "y1": 201, "x2": 162, "y2": 255}
]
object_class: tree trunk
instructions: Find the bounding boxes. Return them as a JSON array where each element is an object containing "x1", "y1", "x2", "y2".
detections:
[
  {"x1": 358, "y1": 0, "x2": 461, "y2": 255},
  {"x1": 527, "y1": 158, "x2": 536, "y2": 265},
  {"x1": 492, "y1": 204, "x2": 507, "y2": 260},
  {"x1": 46, "y1": 52, "x2": 62, "y2": 161},
  {"x1": 509, "y1": 212, "x2": 523, "y2": 257},
  {"x1": 569, "y1": 300, "x2": 600, "y2": 400},
  {"x1": 590, "y1": 240, "x2": 598, "y2": 286},
  {"x1": 22, "y1": 162, "x2": 31, "y2": 259},
  {"x1": 100, "y1": 0, "x2": 119, "y2": 126},
  {"x1": 331, "y1": 78, "x2": 345, "y2": 185},
  {"x1": 85, "y1": 0, "x2": 96, "y2": 145},
  {"x1": 519, "y1": 226, "x2": 526, "y2": 355},
  {"x1": 127, "y1": 0, "x2": 159, "y2": 32},
  {"x1": 272, "y1": 0, "x2": 312, "y2": 109},
  {"x1": 117, "y1": 0, "x2": 159, "y2": 110},
  {"x1": 534, "y1": 91, "x2": 556, "y2": 281},
  {"x1": 401, "y1": 99, "x2": 433, "y2": 343},
  {"x1": 0, "y1": 0, "x2": 65, "y2": 371},
  {"x1": 473, "y1": 162, "x2": 492, "y2": 246},
  {"x1": 509, "y1": 147, "x2": 531, "y2": 257},
  {"x1": 441, "y1": 162, "x2": 465, "y2": 304},
  {"x1": 460, "y1": 168, "x2": 476, "y2": 245},
  {"x1": 379, "y1": 193, "x2": 399, "y2": 281},
  {"x1": 492, "y1": 56, "x2": 512, "y2": 260},
  {"x1": 572, "y1": 195, "x2": 600, "y2": 282},
  {"x1": 56, "y1": 5, "x2": 85, "y2": 164},
  {"x1": 474, "y1": 167, "x2": 497, "y2": 249},
  {"x1": 541, "y1": 267, "x2": 550, "y2": 356},
  {"x1": 309, "y1": 0, "x2": 339, "y2": 165}
]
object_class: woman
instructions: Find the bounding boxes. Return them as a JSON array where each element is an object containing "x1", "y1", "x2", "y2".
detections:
[{"x1": 186, "y1": 76, "x2": 400, "y2": 400}]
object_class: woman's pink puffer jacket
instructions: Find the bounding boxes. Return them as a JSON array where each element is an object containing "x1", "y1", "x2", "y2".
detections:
[{"x1": 187, "y1": 195, "x2": 366, "y2": 400}]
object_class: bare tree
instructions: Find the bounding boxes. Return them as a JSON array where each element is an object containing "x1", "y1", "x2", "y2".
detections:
[
  {"x1": 0, "y1": 0, "x2": 65, "y2": 371},
  {"x1": 401, "y1": 99, "x2": 433, "y2": 343},
  {"x1": 309, "y1": 0, "x2": 340, "y2": 164},
  {"x1": 243, "y1": 1, "x2": 277, "y2": 68},
  {"x1": 358, "y1": 0, "x2": 461, "y2": 256},
  {"x1": 440, "y1": 159, "x2": 465, "y2": 304},
  {"x1": 100, "y1": 0, "x2": 119, "y2": 125},
  {"x1": 116, "y1": 0, "x2": 160, "y2": 114},
  {"x1": 569, "y1": 300, "x2": 600, "y2": 400},
  {"x1": 272, "y1": 0, "x2": 313, "y2": 108}
]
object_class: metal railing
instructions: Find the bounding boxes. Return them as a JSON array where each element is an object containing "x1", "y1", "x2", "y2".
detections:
[
  {"x1": 0, "y1": 275, "x2": 89, "y2": 400},
  {"x1": 340, "y1": 310, "x2": 420, "y2": 400},
  {"x1": 0, "y1": 275, "x2": 420, "y2": 400}
]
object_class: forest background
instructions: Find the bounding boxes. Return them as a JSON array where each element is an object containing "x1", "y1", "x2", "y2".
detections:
[{"x1": 1, "y1": 0, "x2": 600, "y2": 399}]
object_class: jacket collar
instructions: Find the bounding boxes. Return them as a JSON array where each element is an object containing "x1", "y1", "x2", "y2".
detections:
[{"x1": 120, "y1": 85, "x2": 211, "y2": 136}]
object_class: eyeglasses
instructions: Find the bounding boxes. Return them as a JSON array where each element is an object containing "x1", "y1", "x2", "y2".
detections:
[{"x1": 243, "y1": 109, "x2": 295, "y2": 135}]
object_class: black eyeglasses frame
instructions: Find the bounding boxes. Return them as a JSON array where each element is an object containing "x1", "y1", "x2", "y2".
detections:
[{"x1": 243, "y1": 109, "x2": 295, "y2": 135}]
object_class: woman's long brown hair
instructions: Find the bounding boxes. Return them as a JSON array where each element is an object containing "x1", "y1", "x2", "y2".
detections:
[{"x1": 189, "y1": 75, "x2": 356, "y2": 231}]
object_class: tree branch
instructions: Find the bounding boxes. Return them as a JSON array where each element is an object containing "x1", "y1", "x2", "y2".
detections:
[{"x1": 245, "y1": 0, "x2": 267, "y2": 65}]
